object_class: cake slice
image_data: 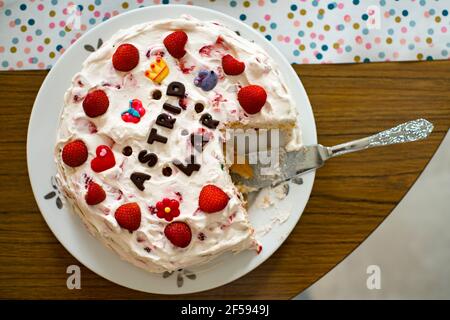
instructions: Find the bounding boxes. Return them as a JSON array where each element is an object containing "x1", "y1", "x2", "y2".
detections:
[{"x1": 55, "y1": 16, "x2": 301, "y2": 272}]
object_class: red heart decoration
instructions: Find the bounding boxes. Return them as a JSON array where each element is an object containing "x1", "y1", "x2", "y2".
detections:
[{"x1": 91, "y1": 145, "x2": 116, "y2": 173}]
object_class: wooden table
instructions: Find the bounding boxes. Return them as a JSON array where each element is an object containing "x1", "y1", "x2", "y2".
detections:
[{"x1": 0, "y1": 61, "x2": 449, "y2": 299}]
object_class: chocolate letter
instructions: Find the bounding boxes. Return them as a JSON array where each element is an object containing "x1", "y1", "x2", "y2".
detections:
[
  {"x1": 130, "y1": 172, "x2": 151, "y2": 191},
  {"x1": 156, "y1": 113, "x2": 176, "y2": 129},
  {"x1": 166, "y1": 81, "x2": 185, "y2": 97},
  {"x1": 173, "y1": 156, "x2": 201, "y2": 176},
  {"x1": 138, "y1": 150, "x2": 158, "y2": 167},
  {"x1": 163, "y1": 102, "x2": 182, "y2": 115},
  {"x1": 190, "y1": 133, "x2": 209, "y2": 152},
  {"x1": 200, "y1": 113, "x2": 219, "y2": 129},
  {"x1": 147, "y1": 128, "x2": 168, "y2": 144}
]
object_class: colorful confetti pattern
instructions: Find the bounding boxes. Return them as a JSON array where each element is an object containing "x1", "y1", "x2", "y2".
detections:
[{"x1": 0, "y1": 0, "x2": 449, "y2": 70}]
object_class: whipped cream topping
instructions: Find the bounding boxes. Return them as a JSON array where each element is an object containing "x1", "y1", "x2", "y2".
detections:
[{"x1": 55, "y1": 16, "x2": 300, "y2": 272}]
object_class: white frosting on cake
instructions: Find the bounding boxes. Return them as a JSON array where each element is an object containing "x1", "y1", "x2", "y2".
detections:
[{"x1": 55, "y1": 15, "x2": 300, "y2": 273}]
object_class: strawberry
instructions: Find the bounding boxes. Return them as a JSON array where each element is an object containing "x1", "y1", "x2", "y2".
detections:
[
  {"x1": 62, "y1": 140, "x2": 88, "y2": 167},
  {"x1": 115, "y1": 202, "x2": 141, "y2": 232},
  {"x1": 163, "y1": 31, "x2": 188, "y2": 59},
  {"x1": 91, "y1": 145, "x2": 116, "y2": 173},
  {"x1": 112, "y1": 43, "x2": 140, "y2": 72},
  {"x1": 237, "y1": 85, "x2": 267, "y2": 115},
  {"x1": 85, "y1": 181, "x2": 106, "y2": 205},
  {"x1": 222, "y1": 54, "x2": 245, "y2": 75},
  {"x1": 164, "y1": 221, "x2": 192, "y2": 248},
  {"x1": 82, "y1": 89, "x2": 109, "y2": 117},
  {"x1": 198, "y1": 184, "x2": 229, "y2": 213}
]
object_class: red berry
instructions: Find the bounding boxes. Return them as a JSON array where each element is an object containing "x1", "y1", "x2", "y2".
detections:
[
  {"x1": 237, "y1": 85, "x2": 267, "y2": 115},
  {"x1": 222, "y1": 54, "x2": 245, "y2": 75},
  {"x1": 163, "y1": 31, "x2": 188, "y2": 59},
  {"x1": 82, "y1": 90, "x2": 109, "y2": 118},
  {"x1": 115, "y1": 202, "x2": 141, "y2": 232},
  {"x1": 90, "y1": 145, "x2": 115, "y2": 173},
  {"x1": 85, "y1": 181, "x2": 106, "y2": 205},
  {"x1": 112, "y1": 43, "x2": 140, "y2": 72},
  {"x1": 164, "y1": 221, "x2": 192, "y2": 248},
  {"x1": 62, "y1": 140, "x2": 88, "y2": 167},
  {"x1": 198, "y1": 184, "x2": 229, "y2": 213}
]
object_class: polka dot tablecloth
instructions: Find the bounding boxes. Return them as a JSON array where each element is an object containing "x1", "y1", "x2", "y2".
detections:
[{"x1": 0, "y1": 0, "x2": 449, "y2": 70}]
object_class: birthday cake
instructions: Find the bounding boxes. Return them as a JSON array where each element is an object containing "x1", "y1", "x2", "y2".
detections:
[{"x1": 55, "y1": 16, "x2": 301, "y2": 273}]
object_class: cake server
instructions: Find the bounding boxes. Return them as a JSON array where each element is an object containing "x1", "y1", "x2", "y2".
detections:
[{"x1": 230, "y1": 118, "x2": 434, "y2": 191}]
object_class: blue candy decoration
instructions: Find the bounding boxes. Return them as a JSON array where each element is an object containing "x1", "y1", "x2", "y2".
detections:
[
  {"x1": 121, "y1": 108, "x2": 140, "y2": 118},
  {"x1": 129, "y1": 108, "x2": 140, "y2": 118},
  {"x1": 194, "y1": 70, "x2": 218, "y2": 91}
]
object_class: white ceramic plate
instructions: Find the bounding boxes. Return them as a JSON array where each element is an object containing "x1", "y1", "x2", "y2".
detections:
[{"x1": 27, "y1": 5, "x2": 317, "y2": 294}]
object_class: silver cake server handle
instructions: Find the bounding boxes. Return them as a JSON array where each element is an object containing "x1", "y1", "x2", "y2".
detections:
[{"x1": 326, "y1": 118, "x2": 434, "y2": 158}]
